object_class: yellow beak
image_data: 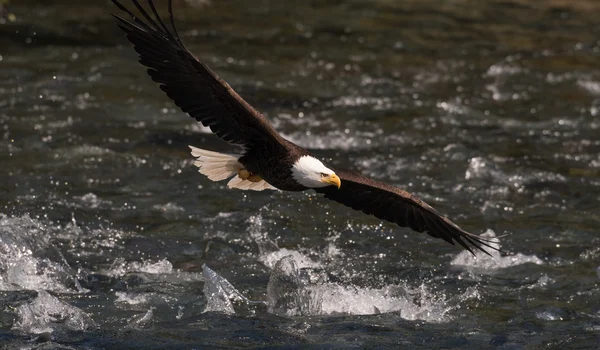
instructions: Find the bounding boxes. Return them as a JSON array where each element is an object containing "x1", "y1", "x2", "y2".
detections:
[{"x1": 322, "y1": 173, "x2": 341, "y2": 189}]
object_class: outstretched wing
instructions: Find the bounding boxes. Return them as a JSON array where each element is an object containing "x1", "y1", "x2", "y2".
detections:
[
  {"x1": 316, "y1": 169, "x2": 498, "y2": 255},
  {"x1": 111, "y1": 0, "x2": 282, "y2": 150}
]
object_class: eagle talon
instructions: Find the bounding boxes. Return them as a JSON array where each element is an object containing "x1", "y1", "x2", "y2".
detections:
[
  {"x1": 238, "y1": 169, "x2": 263, "y2": 182},
  {"x1": 248, "y1": 174, "x2": 263, "y2": 183},
  {"x1": 239, "y1": 169, "x2": 251, "y2": 180}
]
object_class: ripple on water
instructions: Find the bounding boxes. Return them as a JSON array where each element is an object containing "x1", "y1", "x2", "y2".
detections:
[
  {"x1": 577, "y1": 79, "x2": 600, "y2": 95},
  {"x1": 151, "y1": 202, "x2": 186, "y2": 220},
  {"x1": 72, "y1": 192, "x2": 112, "y2": 210},
  {"x1": 465, "y1": 157, "x2": 508, "y2": 183}
]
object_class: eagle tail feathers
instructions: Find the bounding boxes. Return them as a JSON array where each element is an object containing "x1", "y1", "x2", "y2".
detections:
[
  {"x1": 189, "y1": 146, "x2": 242, "y2": 181},
  {"x1": 188, "y1": 145, "x2": 277, "y2": 191}
]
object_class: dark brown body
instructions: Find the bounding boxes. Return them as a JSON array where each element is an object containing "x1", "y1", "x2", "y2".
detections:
[{"x1": 239, "y1": 139, "x2": 310, "y2": 192}]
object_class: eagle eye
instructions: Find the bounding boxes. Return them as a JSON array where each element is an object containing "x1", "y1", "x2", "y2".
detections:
[{"x1": 320, "y1": 172, "x2": 328, "y2": 177}]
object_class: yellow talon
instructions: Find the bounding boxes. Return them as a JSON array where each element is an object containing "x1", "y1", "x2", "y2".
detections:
[
  {"x1": 239, "y1": 169, "x2": 262, "y2": 182},
  {"x1": 239, "y1": 169, "x2": 250, "y2": 180},
  {"x1": 248, "y1": 174, "x2": 263, "y2": 183}
]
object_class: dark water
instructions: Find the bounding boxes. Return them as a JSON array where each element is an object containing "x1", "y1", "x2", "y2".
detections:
[{"x1": 1, "y1": 0, "x2": 600, "y2": 348}]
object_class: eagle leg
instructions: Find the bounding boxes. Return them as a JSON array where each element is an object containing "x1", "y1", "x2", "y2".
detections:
[
  {"x1": 239, "y1": 169, "x2": 251, "y2": 180},
  {"x1": 248, "y1": 174, "x2": 263, "y2": 182},
  {"x1": 238, "y1": 169, "x2": 263, "y2": 182}
]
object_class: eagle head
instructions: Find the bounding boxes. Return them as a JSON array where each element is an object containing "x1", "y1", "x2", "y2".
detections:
[{"x1": 291, "y1": 155, "x2": 341, "y2": 189}]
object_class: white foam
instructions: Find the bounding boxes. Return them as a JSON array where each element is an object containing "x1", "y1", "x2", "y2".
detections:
[
  {"x1": 465, "y1": 157, "x2": 507, "y2": 182},
  {"x1": 0, "y1": 214, "x2": 83, "y2": 293},
  {"x1": 485, "y1": 63, "x2": 523, "y2": 77},
  {"x1": 12, "y1": 291, "x2": 96, "y2": 334},
  {"x1": 282, "y1": 129, "x2": 390, "y2": 151},
  {"x1": 265, "y1": 254, "x2": 472, "y2": 322},
  {"x1": 450, "y1": 230, "x2": 543, "y2": 269},
  {"x1": 115, "y1": 291, "x2": 149, "y2": 306},
  {"x1": 151, "y1": 202, "x2": 185, "y2": 216},
  {"x1": 577, "y1": 79, "x2": 600, "y2": 95},
  {"x1": 107, "y1": 258, "x2": 174, "y2": 277},
  {"x1": 1, "y1": 254, "x2": 74, "y2": 292},
  {"x1": 74, "y1": 192, "x2": 112, "y2": 209},
  {"x1": 105, "y1": 258, "x2": 203, "y2": 287},
  {"x1": 197, "y1": 248, "x2": 480, "y2": 322},
  {"x1": 313, "y1": 283, "x2": 478, "y2": 322},
  {"x1": 259, "y1": 248, "x2": 321, "y2": 270},
  {"x1": 526, "y1": 274, "x2": 553, "y2": 290}
]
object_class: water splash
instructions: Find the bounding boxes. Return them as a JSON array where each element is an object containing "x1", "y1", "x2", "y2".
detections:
[
  {"x1": 241, "y1": 215, "x2": 482, "y2": 322},
  {"x1": 126, "y1": 307, "x2": 155, "y2": 330},
  {"x1": 151, "y1": 202, "x2": 185, "y2": 219},
  {"x1": 265, "y1": 254, "x2": 475, "y2": 322},
  {"x1": 260, "y1": 248, "x2": 321, "y2": 270},
  {"x1": 201, "y1": 260, "x2": 456, "y2": 320},
  {"x1": 577, "y1": 79, "x2": 600, "y2": 95},
  {"x1": 0, "y1": 214, "x2": 83, "y2": 293},
  {"x1": 202, "y1": 264, "x2": 250, "y2": 315},
  {"x1": 115, "y1": 291, "x2": 149, "y2": 306},
  {"x1": 12, "y1": 291, "x2": 96, "y2": 334},
  {"x1": 465, "y1": 157, "x2": 507, "y2": 183},
  {"x1": 73, "y1": 192, "x2": 112, "y2": 209},
  {"x1": 451, "y1": 230, "x2": 543, "y2": 269},
  {"x1": 107, "y1": 258, "x2": 174, "y2": 277}
]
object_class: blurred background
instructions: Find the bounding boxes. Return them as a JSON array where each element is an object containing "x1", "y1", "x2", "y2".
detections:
[{"x1": 1, "y1": 0, "x2": 599, "y2": 348}]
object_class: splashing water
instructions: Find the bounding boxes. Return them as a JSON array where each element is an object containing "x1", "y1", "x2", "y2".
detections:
[
  {"x1": 0, "y1": 214, "x2": 84, "y2": 293},
  {"x1": 202, "y1": 264, "x2": 256, "y2": 315},
  {"x1": 2, "y1": 0, "x2": 600, "y2": 347},
  {"x1": 202, "y1": 249, "x2": 479, "y2": 323},
  {"x1": 265, "y1": 253, "x2": 477, "y2": 321},
  {"x1": 106, "y1": 258, "x2": 174, "y2": 277},
  {"x1": 12, "y1": 291, "x2": 96, "y2": 335},
  {"x1": 450, "y1": 230, "x2": 544, "y2": 270}
]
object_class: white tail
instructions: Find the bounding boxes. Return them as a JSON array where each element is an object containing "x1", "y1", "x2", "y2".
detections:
[
  {"x1": 189, "y1": 146, "x2": 242, "y2": 181},
  {"x1": 226, "y1": 176, "x2": 277, "y2": 191},
  {"x1": 188, "y1": 146, "x2": 276, "y2": 191}
]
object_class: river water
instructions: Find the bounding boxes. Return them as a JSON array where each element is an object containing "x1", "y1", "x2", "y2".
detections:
[{"x1": 1, "y1": 0, "x2": 599, "y2": 348}]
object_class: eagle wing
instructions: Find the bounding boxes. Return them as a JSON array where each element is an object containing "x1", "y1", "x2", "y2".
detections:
[
  {"x1": 316, "y1": 169, "x2": 498, "y2": 255},
  {"x1": 112, "y1": 0, "x2": 282, "y2": 150}
]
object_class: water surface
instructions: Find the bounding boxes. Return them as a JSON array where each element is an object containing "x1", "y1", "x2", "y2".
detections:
[{"x1": 1, "y1": 0, "x2": 600, "y2": 348}]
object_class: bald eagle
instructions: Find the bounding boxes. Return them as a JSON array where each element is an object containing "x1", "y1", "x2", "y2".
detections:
[{"x1": 112, "y1": 0, "x2": 498, "y2": 255}]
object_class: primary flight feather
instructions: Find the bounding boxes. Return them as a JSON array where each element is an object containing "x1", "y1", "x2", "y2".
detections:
[{"x1": 111, "y1": 0, "x2": 499, "y2": 256}]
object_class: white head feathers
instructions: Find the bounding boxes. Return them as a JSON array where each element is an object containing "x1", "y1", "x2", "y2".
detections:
[{"x1": 291, "y1": 155, "x2": 337, "y2": 188}]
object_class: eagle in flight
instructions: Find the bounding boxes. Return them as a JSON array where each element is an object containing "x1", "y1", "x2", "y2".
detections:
[{"x1": 112, "y1": 0, "x2": 498, "y2": 256}]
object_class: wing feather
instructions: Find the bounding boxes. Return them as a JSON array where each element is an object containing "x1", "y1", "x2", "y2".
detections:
[
  {"x1": 111, "y1": 0, "x2": 282, "y2": 151},
  {"x1": 112, "y1": 0, "x2": 499, "y2": 256},
  {"x1": 316, "y1": 169, "x2": 499, "y2": 255}
]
